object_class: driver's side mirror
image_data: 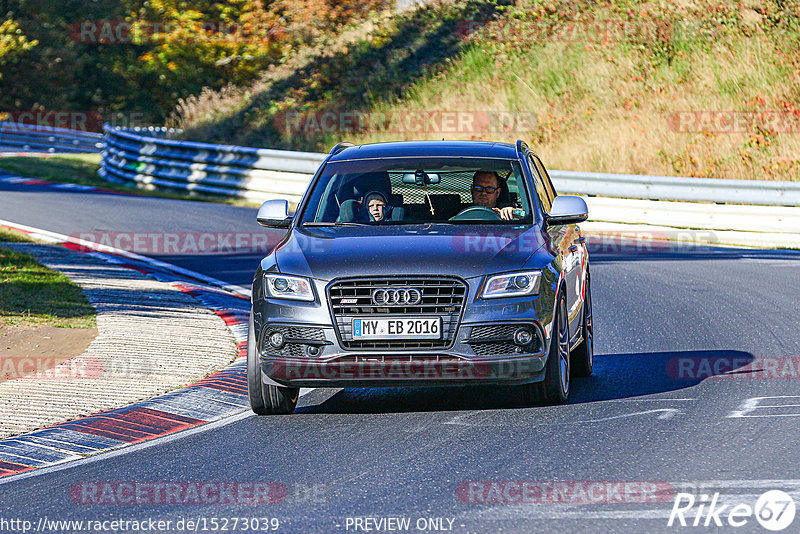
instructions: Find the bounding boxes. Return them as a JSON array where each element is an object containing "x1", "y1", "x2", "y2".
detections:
[
  {"x1": 545, "y1": 195, "x2": 588, "y2": 226},
  {"x1": 257, "y1": 199, "x2": 292, "y2": 228}
]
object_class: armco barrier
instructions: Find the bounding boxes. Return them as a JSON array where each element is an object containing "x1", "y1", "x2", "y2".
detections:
[
  {"x1": 100, "y1": 125, "x2": 324, "y2": 204},
  {"x1": 0, "y1": 121, "x2": 102, "y2": 153},
  {"x1": 550, "y1": 170, "x2": 800, "y2": 207},
  {"x1": 100, "y1": 126, "x2": 800, "y2": 207}
]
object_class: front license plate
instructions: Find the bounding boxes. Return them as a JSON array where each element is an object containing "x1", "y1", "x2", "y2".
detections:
[{"x1": 352, "y1": 317, "x2": 441, "y2": 340}]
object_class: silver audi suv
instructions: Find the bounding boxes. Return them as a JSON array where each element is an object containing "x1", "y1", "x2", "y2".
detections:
[{"x1": 248, "y1": 140, "x2": 592, "y2": 414}]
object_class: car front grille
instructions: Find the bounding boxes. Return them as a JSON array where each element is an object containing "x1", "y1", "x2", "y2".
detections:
[
  {"x1": 470, "y1": 342, "x2": 520, "y2": 356},
  {"x1": 328, "y1": 277, "x2": 467, "y2": 350}
]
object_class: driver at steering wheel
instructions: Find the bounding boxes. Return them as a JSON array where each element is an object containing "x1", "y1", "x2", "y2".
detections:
[{"x1": 471, "y1": 171, "x2": 519, "y2": 220}]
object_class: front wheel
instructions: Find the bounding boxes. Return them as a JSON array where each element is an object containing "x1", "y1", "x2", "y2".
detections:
[
  {"x1": 571, "y1": 272, "x2": 593, "y2": 377},
  {"x1": 246, "y1": 313, "x2": 299, "y2": 415},
  {"x1": 519, "y1": 292, "x2": 570, "y2": 405}
]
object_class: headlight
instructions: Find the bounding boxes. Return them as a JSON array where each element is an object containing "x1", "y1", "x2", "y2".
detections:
[
  {"x1": 264, "y1": 274, "x2": 315, "y2": 301},
  {"x1": 481, "y1": 271, "x2": 541, "y2": 299}
]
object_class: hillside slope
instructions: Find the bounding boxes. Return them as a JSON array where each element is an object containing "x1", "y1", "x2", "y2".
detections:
[{"x1": 173, "y1": 0, "x2": 800, "y2": 181}]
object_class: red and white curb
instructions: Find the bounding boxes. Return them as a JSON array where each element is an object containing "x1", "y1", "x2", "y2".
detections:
[{"x1": 0, "y1": 181, "x2": 264, "y2": 480}]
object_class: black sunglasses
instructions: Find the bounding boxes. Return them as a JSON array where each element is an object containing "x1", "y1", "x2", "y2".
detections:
[{"x1": 472, "y1": 185, "x2": 500, "y2": 193}]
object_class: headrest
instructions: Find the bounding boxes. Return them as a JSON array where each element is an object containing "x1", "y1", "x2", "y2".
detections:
[{"x1": 336, "y1": 171, "x2": 391, "y2": 203}]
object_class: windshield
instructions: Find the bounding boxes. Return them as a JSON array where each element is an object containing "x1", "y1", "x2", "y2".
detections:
[{"x1": 299, "y1": 157, "x2": 534, "y2": 226}]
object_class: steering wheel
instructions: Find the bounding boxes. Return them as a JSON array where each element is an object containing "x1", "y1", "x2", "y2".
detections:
[{"x1": 449, "y1": 206, "x2": 502, "y2": 221}]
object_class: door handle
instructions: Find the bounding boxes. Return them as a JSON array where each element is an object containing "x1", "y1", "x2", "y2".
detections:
[
  {"x1": 568, "y1": 245, "x2": 578, "y2": 252},
  {"x1": 574, "y1": 236, "x2": 586, "y2": 244}
]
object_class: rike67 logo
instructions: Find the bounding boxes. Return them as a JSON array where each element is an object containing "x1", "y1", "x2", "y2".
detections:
[{"x1": 668, "y1": 490, "x2": 796, "y2": 531}]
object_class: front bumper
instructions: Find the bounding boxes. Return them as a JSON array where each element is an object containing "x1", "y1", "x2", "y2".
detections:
[
  {"x1": 253, "y1": 274, "x2": 555, "y2": 388},
  {"x1": 256, "y1": 319, "x2": 549, "y2": 388},
  {"x1": 260, "y1": 353, "x2": 547, "y2": 388}
]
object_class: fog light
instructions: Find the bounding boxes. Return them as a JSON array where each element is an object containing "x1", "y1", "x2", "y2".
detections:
[
  {"x1": 307, "y1": 345, "x2": 320, "y2": 356},
  {"x1": 268, "y1": 331, "x2": 285, "y2": 349},
  {"x1": 513, "y1": 328, "x2": 534, "y2": 346}
]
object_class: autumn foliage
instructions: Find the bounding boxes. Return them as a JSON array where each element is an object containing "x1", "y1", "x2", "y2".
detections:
[{"x1": 0, "y1": 0, "x2": 392, "y2": 122}]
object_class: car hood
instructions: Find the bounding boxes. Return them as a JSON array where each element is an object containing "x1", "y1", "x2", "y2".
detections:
[{"x1": 273, "y1": 224, "x2": 545, "y2": 280}]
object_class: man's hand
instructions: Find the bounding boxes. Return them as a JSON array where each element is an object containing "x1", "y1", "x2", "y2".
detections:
[{"x1": 494, "y1": 207, "x2": 517, "y2": 220}]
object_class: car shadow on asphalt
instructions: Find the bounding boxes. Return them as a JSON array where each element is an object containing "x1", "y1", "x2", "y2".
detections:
[{"x1": 294, "y1": 349, "x2": 754, "y2": 414}]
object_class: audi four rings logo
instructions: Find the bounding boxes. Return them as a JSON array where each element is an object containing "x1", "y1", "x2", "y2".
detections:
[{"x1": 372, "y1": 288, "x2": 423, "y2": 306}]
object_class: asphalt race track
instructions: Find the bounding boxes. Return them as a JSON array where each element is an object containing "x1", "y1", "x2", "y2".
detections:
[{"x1": 2, "y1": 179, "x2": 800, "y2": 533}]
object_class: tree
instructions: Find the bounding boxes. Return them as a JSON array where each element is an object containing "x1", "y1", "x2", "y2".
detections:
[{"x1": 0, "y1": 18, "x2": 37, "y2": 80}]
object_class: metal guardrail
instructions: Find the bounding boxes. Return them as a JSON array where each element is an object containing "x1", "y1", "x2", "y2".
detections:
[
  {"x1": 550, "y1": 170, "x2": 800, "y2": 207},
  {"x1": 100, "y1": 125, "x2": 324, "y2": 203},
  {"x1": 99, "y1": 126, "x2": 800, "y2": 206},
  {"x1": 0, "y1": 121, "x2": 103, "y2": 153}
]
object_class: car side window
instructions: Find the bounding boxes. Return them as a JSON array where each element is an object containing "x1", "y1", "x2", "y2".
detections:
[
  {"x1": 532, "y1": 155, "x2": 557, "y2": 205},
  {"x1": 526, "y1": 154, "x2": 552, "y2": 213}
]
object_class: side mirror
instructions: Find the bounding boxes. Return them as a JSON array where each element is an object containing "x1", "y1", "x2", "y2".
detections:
[
  {"x1": 545, "y1": 195, "x2": 588, "y2": 226},
  {"x1": 257, "y1": 199, "x2": 292, "y2": 228}
]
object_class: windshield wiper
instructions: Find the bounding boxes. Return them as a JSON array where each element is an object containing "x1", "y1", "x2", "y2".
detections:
[
  {"x1": 302, "y1": 222, "x2": 370, "y2": 227},
  {"x1": 428, "y1": 220, "x2": 525, "y2": 225}
]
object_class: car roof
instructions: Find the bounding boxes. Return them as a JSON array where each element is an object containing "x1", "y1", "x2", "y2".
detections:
[{"x1": 328, "y1": 140, "x2": 519, "y2": 162}]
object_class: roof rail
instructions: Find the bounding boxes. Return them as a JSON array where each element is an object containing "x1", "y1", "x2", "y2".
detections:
[
  {"x1": 330, "y1": 142, "x2": 355, "y2": 155},
  {"x1": 515, "y1": 139, "x2": 529, "y2": 157}
]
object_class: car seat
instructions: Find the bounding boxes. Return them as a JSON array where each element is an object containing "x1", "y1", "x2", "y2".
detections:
[{"x1": 335, "y1": 171, "x2": 391, "y2": 205}]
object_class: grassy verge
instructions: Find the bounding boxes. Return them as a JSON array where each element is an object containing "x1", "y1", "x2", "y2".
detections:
[
  {"x1": 173, "y1": 0, "x2": 800, "y2": 181},
  {"x1": 0, "y1": 229, "x2": 96, "y2": 328},
  {"x1": 0, "y1": 154, "x2": 258, "y2": 206}
]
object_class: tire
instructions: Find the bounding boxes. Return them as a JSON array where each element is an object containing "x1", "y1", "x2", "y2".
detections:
[
  {"x1": 246, "y1": 313, "x2": 299, "y2": 415},
  {"x1": 571, "y1": 272, "x2": 593, "y2": 377},
  {"x1": 520, "y1": 291, "x2": 570, "y2": 405}
]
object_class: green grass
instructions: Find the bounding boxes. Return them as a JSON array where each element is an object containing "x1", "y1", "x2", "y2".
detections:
[
  {"x1": 0, "y1": 236, "x2": 96, "y2": 328},
  {"x1": 0, "y1": 228, "x2": 33, "y2": 243},
  {"x1": 0, "y1": 154, "x2": 102, "y2": 187},
  {"x1": 0, "y1": 154, "x2": 258, "y2": 206}
]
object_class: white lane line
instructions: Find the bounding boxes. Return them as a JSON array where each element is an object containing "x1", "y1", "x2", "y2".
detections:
[
  {"x1": 0, "y1": 219, "x2": 251, "y2": 297},
  {"x1": 728, "y1": 396, "x2": 800, "y2": 418},
  {"x1": 604, "y1": 398, "x2": 696, "y2": 402},
  {"x1": 574, "y1": 409, "x2": 683, "y2": 423}
]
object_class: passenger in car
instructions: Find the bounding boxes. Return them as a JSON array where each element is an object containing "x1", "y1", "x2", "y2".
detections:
[
  {"x1": 337, "y1": 190, "x2": 395, "y2": 223},
  {"x1": 363, "y1": 191, "x2": 389, "y2": 222},
  {"x1": 471, "y1": 171, "x2": 520, "y2": 220}
]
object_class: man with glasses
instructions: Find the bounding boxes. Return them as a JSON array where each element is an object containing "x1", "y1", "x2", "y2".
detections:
[{"x1": 471, "y1": 171, "x2": 519, "y2": 220}]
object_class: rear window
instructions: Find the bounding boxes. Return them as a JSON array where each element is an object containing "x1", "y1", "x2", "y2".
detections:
[{"x1": 299, "y1": 157, "x2": 534, "y2": 225}]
